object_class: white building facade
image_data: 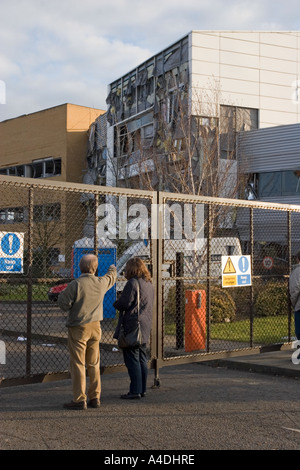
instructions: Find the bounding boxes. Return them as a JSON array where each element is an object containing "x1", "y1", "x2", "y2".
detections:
[
  {"x1": 190, "y1": 30, "x2": 300, "y2": 128},
  {"x1": 105, "y1": 30, "x2": 300, "y2": 190}
]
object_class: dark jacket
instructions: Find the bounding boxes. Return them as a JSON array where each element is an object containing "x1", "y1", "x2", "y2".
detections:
[
  {"x1": 113, "y1": 277, "x2": 154, "y2": 344},
  {"x1": 289, "y1": 264, "x2": 300, "y2": 311}
]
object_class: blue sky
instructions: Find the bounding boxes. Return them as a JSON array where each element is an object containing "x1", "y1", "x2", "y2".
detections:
[{"x1": 1, "y1": 0, "x2": 300, "y2": 121}]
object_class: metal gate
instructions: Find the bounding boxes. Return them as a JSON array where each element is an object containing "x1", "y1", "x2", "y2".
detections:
[
  {"x1": 154, "y1": 192, "x2": 299, "y2": 385},
  {"x1": 0, "y1": 175, "x2": 299, "y2": 387}
]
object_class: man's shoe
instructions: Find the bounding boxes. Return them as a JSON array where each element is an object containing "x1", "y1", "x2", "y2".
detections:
[
  {"x1": 141, "y1": 393, "x2": 146, "y2": 397},
  {"x1": 63, "y1": 400, "x2": 87, "y2": 410},
  {"x1": 88, "y1": 398, "x2": 100, "y2": 408},
  {"x1": 120, "y1": 392, "x2": 141, "y2": 399}
]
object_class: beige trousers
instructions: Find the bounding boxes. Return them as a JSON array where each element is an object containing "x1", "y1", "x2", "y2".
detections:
[{"x1": 67, "y1": 322, "x2": 101, "y2": 403}]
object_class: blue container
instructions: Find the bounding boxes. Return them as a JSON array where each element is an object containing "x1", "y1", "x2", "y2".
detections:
[{"x1": 72, "y1": 246, "x2": 116, "y2": 319}]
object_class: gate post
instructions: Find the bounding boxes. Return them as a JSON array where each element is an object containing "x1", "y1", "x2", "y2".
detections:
[
  {"x1": 288, "y1": 210, "x2": 292, "y2": 341},
  {"x1": 250, "y1": 207, "x2": 254, "y2": 347},
  {"x1": 206, "y1": 204, "x2": 211, "y2": 352},
  {"x1": 175, "y1": 252, "x2": 184, "y2": 349},
  {"x1": 26, "y1": 187, "x2": 33, "y2": 376},
  {"x1": 151, "y1": 191, "x2": 161, "y2": 387}
]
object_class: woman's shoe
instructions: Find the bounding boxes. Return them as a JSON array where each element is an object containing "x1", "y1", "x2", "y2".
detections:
[{"x1": 120, "y1": 392, "x2": 141, "y2": 399}]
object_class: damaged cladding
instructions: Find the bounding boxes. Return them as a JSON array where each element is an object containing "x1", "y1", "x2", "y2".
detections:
[
  {"x1": 83, "y1": 113, "x2": 107, "y2": 188},
  {"x1": 106, "y1": 38, "x2": 189, "y2": 126}
]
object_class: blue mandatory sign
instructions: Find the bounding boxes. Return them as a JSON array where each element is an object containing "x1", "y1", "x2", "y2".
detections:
[
  {"x1": 238, "y1": 274, "x2": 251, "y2": 286},
  {"x1": 1, "y1": 233, "x2": 21, "y2": 256},
  {"x1": 238, "y1": 256, "x2": 249, "y2": 273}
]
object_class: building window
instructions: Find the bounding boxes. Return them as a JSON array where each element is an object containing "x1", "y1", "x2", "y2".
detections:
[
  {"x1": 119, "y1": 125, "x2": 129, "y2": 157},
  {"x1": 0, "y1": 158, "x2": 61, "y2": 179},
  {"x1": 49, "y1": 248, "x2": 60, "y2": 266},
  {"x1": 159, "y1": 89, "x2": 177, "y2": 124},
  {"x1": 0, "y1": 207, "x2": 25, "y2": 224},
  {"x1": 258, "y1": 170, "x2": 300, "y2": 197},
  {"x1": 32, "y1": 158, "x2": 61, "y2": 178},
  {"x1": 0, "y1": 203, "x2": 62, "y2": 224},
  {"x1": 220, "y1": 106, "x2": 258, "y2": 160},
  {"x1": 33, "y1": 203, "x2": 61, "y2": 222}
]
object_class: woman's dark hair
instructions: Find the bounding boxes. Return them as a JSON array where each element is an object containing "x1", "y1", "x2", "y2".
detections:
[{"x1": 125, "y1": 257, "x2": 152, "y2": 282}]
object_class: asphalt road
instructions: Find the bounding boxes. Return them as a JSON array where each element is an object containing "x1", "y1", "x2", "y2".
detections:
[{"x1": 0, "y1": 357, "x2": 299, "y2": 453}]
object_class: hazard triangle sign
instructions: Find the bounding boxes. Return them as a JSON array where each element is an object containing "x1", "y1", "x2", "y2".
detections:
[{"x1": 223, "y1": 257, "x2": 236, "y2": 274}]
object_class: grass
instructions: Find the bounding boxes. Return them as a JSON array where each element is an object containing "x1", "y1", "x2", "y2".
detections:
[
  {"x1": 0, "y1": 283, "x2": 49, "y2": 301},
  {"x1": 211, "y1": 316, "x2": 293, "y2": 344},
  {"x1": 165, "y1": 315, "x2": 295, "y2": 345}
]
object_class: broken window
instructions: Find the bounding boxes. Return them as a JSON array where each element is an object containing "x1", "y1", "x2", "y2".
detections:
[
  {"x1": 119, "y1": 125, "x2": 129, "y2": 157},
  {"x1": 32, "y1": 158, "x2": 61, "y2": 178},
  {"x1": 153, "y1": 40, "x2": 188, "y2": 77},
  {"x1": 220, "y1": 106, "x2": 258, "y2": 159},
  {"x1": 159, "y1": 89, "x2": 177, "y2": 124},
  {"x1": 123, "y1": 74, "x2": 136, "y2": 117},
  {"x1": 142, "y1": 123, "x2": 154, "y2": 149}
]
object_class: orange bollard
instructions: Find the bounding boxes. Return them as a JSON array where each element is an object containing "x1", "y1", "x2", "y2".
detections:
[{"x1": 185, "y1": 290, "x2": 206, "y2": 352}]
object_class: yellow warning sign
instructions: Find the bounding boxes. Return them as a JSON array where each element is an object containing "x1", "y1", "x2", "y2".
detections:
[
  {"x1": 223, "y1": 257, "x2": 236, "y2": 274},
  {"x1": 222, "y1": 275, "x2": 237, "y2": 286}
]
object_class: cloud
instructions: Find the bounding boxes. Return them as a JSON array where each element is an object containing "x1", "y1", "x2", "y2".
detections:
[
  {"x1": 1, "y1": 0, "x2": 300, "y2": 121},
  {"x1": 0, "y1": 81, "x2": 6, "y2": 105}
]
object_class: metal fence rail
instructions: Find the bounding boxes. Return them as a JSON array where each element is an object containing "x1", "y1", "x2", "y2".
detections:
[{"x1": 0, "y1": 175, "x2": 299, "y2": 387}]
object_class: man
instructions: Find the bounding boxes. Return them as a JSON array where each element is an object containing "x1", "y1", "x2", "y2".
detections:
[
  {"x1": 58, "y1": 254, "x2": 117, "y2": 410},
  {"x1": 289, "y1": 250, "x2": 300, "y2": 343}
]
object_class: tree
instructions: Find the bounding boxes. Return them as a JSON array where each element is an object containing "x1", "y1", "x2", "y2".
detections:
[
  {"x1": 95, "y1": 80, "x2": 257, "y2": 276},
  {"x1": 33, "y1": 204, "x2": 62, "y2": 277}
]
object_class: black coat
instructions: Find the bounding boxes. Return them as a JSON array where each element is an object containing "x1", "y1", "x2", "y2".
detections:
[{"x1": 113, "y1": 277, "x2": 154, "y2": 344}]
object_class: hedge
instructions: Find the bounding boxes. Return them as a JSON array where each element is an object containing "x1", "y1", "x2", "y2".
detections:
[
  {"x1": 165, "y1": 283, "x2": 236, "y2": 323},
  {"x1": 254, "y1": 281, "x2": 288, "y2": 316}
]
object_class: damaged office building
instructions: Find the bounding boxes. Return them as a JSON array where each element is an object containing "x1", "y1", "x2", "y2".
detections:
[
  {"x1": 104, "y1": 32, "x2": 259, "y2": 196},
  {"x1": 105, "y1": 36, "x2": 191, "y2": 191}
]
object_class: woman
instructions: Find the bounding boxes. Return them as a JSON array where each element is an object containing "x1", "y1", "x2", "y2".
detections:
[{"x1": 113, "y1": 257, "x2": 154, "y2": 399}]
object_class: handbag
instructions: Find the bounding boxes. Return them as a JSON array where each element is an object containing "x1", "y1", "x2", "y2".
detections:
[{"x1": 118, "y1": 280, "x2": 143, "y2": 349}]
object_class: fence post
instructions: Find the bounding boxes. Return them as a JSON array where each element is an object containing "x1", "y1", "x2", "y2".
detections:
[
  {"x1": 287, "y1": 210, "x2": 292, "y2": 341},
  {"x1": 206, "y1": 204, "x2": 211, "y2": 352},
  {"x1": 152, "y1": 190, "x2": 161, "y2": 387},
  {"x1": 26, "y1": 187, "x2": 33, "y2": 376},
  {"x1": 175, "y1": 252, "x2": 184, "y2": 349},
  {"x1": 250, "y1": 207, "x2": 254, "y2": 347}
]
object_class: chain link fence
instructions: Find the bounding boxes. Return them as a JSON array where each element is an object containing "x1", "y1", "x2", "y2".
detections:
[
  {"x1": 158, "y1": 194, "x2": 299, "y2": 369},
  {"x1": 0, "y1": 176, "x2": 298, "y2": 386}
]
